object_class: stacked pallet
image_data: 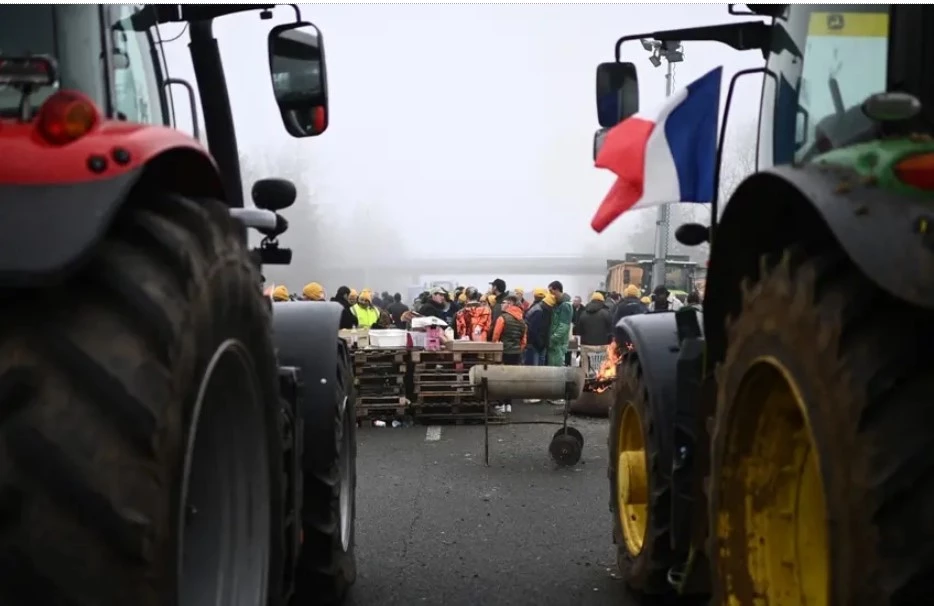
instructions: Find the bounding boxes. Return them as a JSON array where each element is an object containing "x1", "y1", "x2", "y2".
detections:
[
  {"x1": 411, "y1": 348, "x2": 504, "y2": 424},
  {"x1": 352, "y1": 349, "x2": 408, "y2": 423}
]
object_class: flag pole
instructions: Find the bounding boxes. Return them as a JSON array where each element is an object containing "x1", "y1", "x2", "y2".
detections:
[{"x1": 648, "y1": 41, "x2": 683, "y2": 291}]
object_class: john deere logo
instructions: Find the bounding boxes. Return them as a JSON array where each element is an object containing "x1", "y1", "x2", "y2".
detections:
[{"x1": 827, "y1": 14, "x2": 845, "y2": 31}]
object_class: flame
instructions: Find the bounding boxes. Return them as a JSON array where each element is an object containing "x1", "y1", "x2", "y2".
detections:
[{"x1": 593, "y1": 342, "x2": 624, "y2": 393}]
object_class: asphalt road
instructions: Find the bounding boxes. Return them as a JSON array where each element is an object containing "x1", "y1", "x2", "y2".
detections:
[{"x1": 346, "y1": 403, "x2": 642, "y2": 606}]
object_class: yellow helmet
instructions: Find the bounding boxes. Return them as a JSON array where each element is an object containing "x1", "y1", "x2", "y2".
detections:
[{"x1": 273, "y1": 285, "x2": 290, "y2": 302}]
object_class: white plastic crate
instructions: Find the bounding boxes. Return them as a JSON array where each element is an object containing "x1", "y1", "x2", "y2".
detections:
[{"x1": 368, "y1": 329, "x2": 408, "y2": 349}]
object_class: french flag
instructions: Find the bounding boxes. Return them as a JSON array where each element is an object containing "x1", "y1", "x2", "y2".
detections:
[{"x1": 590, "y1": 66, "x2": 722, "y2": 233}]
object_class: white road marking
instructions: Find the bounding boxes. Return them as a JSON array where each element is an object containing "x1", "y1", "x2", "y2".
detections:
[{"x1": 425, "y1": 426, "x2": 442, "y2": 442}]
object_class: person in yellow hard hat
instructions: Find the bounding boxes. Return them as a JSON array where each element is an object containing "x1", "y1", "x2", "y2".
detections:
[
  {"x1": 352, "y1": 290, "x2": 380, "y2": 328},
  {"x1": 273, "y1": 285, "x2": 290, "y2": 302},
  {"x1": 523, "y1": 290, "x2": 552, "y2": 367},
  {"x1": 302, "y1": 282, "x2": 325, "y2": 301},
  {"x1": 612, "y1": 284, "x2": 649, "y2": 327}
]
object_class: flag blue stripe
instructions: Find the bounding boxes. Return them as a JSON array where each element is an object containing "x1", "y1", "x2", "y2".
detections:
[{"x1": 662, "y1": 66, "x2": 722, "y2": 203}]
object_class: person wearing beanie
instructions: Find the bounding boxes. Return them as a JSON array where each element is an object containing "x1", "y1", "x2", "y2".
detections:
[
  {"x1": 613, "y1": 283, "x2": 649, "y2": 328},
  {"x1": 576, "y1": 291, "x2": 613, "y2": 346},
  {"x1": 273, "y1": 285, "x2": 291, "y2": 302},
  {"x1": 302, "y1": 282, "x2": 325, "y2": 301},
  {"x1": 352, "y1": 290, "x2": 380, "y2": 328},
  {"x1": 348, "y1": 289, "x2": 358, "y2": 306},
  {"x1": 331, "y1": 285, "x2": 358, "y2": 329}
]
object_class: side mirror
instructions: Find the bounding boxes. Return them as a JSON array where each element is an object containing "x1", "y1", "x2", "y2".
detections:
[
  {"x1": 593, "y1": 127, "x2": 609, "y2": 161},
  {"x1": 674, "y1": 223, "x2": 710, "y2": 246},
  {"x1": 268, "y1": 22, "x2": 329, "y2": 137},
  {"x1": 596, "y1": 62, "x2": 639, "y2": 128},
  {"x1": 252, "y1": 178, "x2": 297, "y2": 211}
]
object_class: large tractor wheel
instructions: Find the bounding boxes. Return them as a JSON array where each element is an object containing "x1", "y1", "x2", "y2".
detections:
[
  {"x1": 710, "y1": 247, "x2": 934, "y2": 606},
  {"x1": 608, "y1": 359, "x2": 676, "y2": 595},
  {"x1": 0, "y1": 193, "x2": 285, "y2": 606},
  {"x1": 294, "y1": 339, "x2": 357, "y2": 605}
]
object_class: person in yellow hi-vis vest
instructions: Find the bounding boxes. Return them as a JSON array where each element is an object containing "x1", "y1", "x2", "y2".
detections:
[{"x1": 352, "y1": 290, "x2": 380, "y2": 328}]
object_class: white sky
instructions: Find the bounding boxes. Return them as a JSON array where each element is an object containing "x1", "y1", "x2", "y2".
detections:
[{"x1": 161, "y1": 4, "x2": 763, "y2": 260}]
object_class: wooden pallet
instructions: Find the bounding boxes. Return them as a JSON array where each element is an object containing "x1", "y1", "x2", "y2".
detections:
[
  {"x1": 413, "y1": 392, "x2": 484, "y2": 405},
  {"x1": 410, "y1": 350, "x2": 502, "y2": 364},
  {"x1": 354, "y1": 374, "x2": 404, "y2": 386},
  {"x1": 353, "y1": 349, "x2": 408, "y2": 365},
  {"x1": 414, "y1": 383, "x2": 476, "y2": 395},
  {"x1": 353, "y1": 361, "x2": 407, "y2": 376},
  {"x1": 355, "y1": 394, "x2": 406, "y2": 409},
  {"x1": 356, "y1": 404, "x2": 407, "y2": 422},
  {"x1": 413, "y1": 370, "x2": 469, "y2": 383}
]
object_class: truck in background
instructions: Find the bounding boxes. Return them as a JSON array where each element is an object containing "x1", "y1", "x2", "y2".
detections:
[{"x1": 606, "y1": 254, "x2": 699, "y2": 298}]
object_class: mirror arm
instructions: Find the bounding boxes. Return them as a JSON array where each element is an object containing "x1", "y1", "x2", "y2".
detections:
[{"x1": 614, "y1": 21, "x2": 771, "y2": 62}]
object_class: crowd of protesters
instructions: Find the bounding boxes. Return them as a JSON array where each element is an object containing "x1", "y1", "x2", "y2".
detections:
[{"x1": 265, "y1": 279, "x2": 703, "y2": 369}]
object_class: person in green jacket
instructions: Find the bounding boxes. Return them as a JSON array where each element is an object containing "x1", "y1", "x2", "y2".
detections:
[{"x1": 545, "y1": 280, "x2": 573, "y2": 367}]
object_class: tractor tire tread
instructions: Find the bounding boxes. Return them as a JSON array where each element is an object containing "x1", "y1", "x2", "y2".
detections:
[
  {"x1": 0, "y1": 192, "x2": 281, "y2": 606},
  {"x1": 608, "y1": 359, "x2": 677, "y2": 596},
  {"x1": 711, "y1": 245, "x2": 934, "y2": 606}
]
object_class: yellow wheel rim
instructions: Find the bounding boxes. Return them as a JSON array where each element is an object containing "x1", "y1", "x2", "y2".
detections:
[
  {"x1": 715, "y1": 357, "x2": 829, "y2": 606},
  {"x1": 617, "y1": 403, "x2": 648, "y2": 555}
]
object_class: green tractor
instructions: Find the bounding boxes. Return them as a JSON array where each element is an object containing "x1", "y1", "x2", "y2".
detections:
[
  {"x1": 0, "y1": 5, "x2": 355, "y2": 605},
  {"x1": 598, "y1": 4, "x2": 934, "y2": 605}
]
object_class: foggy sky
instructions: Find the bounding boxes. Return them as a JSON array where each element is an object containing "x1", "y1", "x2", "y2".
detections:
[{"x1": 160, "y1": 4, "x2": 763, "y2": 262}]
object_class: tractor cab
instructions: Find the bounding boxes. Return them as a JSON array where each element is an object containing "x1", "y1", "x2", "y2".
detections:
[{"x1": 0, "y1": 4, "x2": 327, "y2": 207}]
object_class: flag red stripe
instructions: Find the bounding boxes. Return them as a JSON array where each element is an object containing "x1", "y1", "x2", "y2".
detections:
[{"x1": 591, "y1": 117, "x2": 655, "y2": 233}]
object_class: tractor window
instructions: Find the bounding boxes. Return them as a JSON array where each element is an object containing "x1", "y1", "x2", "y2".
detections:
[
  {"x1": 762, "y1": 5, "x2": 889, "y2": 165},
  {"x1": 0, "y1": 5, "x2": 107, "y2": 118},
  {"x1": 107, "y1": 5, "x2": 168, "y2": 126}
]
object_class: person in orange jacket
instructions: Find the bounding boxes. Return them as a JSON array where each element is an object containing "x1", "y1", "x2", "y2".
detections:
[
  {"x1": 491, "y1": 292, "x2": 528, "y2": 413},
  {"x1": 455, "y1": 287, "x2": 492, "y2": 341}
]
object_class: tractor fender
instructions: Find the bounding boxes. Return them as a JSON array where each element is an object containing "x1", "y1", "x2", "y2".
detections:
[
  {"x1": 615, "y1": 311, "x2": 681, "y2": 455},
  {"x1": 705, "y1": 163, "x2": 934, "y2": 364},
  {"x1": 271, "y1": 301, "x2": 349, "y2": 474},
  {"x1": 0, "y1": 121, "x2": 224, "y2": 287}
]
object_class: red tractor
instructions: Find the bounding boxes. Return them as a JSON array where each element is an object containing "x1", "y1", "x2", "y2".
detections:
[{"x1": 0, "y1": 5, "x2": 355, "y2": 605}]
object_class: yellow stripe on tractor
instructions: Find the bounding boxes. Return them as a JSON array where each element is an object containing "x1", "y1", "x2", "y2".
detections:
[{"x1": 808, "y1": 12, "x2": 889, "y2": 38}]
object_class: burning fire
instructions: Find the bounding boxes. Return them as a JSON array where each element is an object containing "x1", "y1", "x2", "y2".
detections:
[{"x1": 593, "y1": 342, "x2": 624, "y2": 393}]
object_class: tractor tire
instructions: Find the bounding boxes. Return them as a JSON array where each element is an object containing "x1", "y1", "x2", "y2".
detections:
[
  {"x1": 294, "y1": 339, "x2": 357, "y2": 605},
  {"x1": 0, "y1": 193, "x2": 285, "y2": 606},
  {"x1": 709, "y1": 247, "x2": 934, "y2": 606},
  {"x1": 608, "y1": 359, "x2": 676, "y2": 596}
]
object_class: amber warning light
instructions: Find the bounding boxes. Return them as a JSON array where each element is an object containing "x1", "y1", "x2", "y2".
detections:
[
  {"x1": 37, "y1": 91, "x2": 100, "y2": 145},
  {"x1": 894, "y1": 153, "x2": 934, "y2": 192}
]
